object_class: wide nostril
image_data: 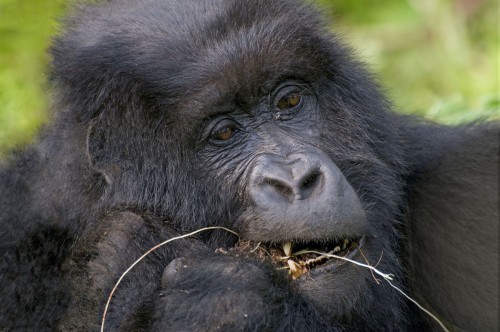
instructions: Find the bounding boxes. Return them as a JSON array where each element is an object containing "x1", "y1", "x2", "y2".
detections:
[
  {"x1": 263, "y1": 178, "x2": 295, "y2": 202},
  {"x1": 299, "y1": 171, "x2": 320, "y2": 191},
  {"x1": 297, "y1": 170, "x2": 323, "y2": 199}
]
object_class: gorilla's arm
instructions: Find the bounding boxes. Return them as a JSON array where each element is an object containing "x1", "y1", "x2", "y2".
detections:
[
  {"x1": 59, "y1": 212, "x2": 335, "y2": 331},
  {"x1": 404, "y1": 123, "x2": 499, "y2": 331}
]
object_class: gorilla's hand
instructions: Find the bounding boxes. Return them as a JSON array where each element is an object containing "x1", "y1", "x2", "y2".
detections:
[{"x1": 153, "y1": 255, "x2": 286, "y2": 331}]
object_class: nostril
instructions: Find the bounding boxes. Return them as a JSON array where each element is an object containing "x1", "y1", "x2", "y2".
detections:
[
  {"x1": 298, "y1": 170, "x2": 322, "y2": 199},
  {"x1": 299, "y1": 171, "x2": 320, "y2": 190},
  {"x1": 263, "y1": 178, "x2": 295, "y2": 202}
]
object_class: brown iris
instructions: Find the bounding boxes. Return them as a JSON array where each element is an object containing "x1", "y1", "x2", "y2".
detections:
[
  {"x1": 211, "y1": 126, "x2": 235, "y2": 141},
  {"x1": 277, "y1": 93, "x2": 302, "y2": 110}
]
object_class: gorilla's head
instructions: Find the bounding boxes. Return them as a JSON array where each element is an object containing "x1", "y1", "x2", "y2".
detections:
[{"x1": 49, "y1": 0, "x2": 407, "y2": 323}]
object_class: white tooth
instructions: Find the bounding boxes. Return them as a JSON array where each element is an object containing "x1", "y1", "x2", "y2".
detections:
[
  {"x1": 333, "y1": 246, "x2": 341, "y2": 253},
  {"x1": 342, "y1": 239, "x2": 349, "y2": 249},
  {"x1": 287, "y1": 259, "x2": 302, "y2": 278},
  {"x1": 283, "y1": 242, "x2": 293, "y2": 257}
]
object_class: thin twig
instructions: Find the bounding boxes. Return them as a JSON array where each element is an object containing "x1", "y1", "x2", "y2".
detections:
[
  {"x1": 249, "y1": 241, "x2": 262, "y2": 253},
  {"x1": 386, "y1": 279, "x2": 450, "y2": 332},
  {"x1": 374, "y1": 250, "x2": 384, "y2": 268},
  {"x1": 357, "y1": 245, "x2": 381, "y2": 284}
]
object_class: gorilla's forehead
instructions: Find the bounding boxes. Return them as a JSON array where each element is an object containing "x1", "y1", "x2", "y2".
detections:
[
  {"x1": 54, "y1": 0, "x2": 332, "y2": 118},
  {"x1": 137, "y1": 0, "x2": 330, "y2": 105},
  {"x1": 165, "y1": 30, "x2": 330, "y2": 119}
]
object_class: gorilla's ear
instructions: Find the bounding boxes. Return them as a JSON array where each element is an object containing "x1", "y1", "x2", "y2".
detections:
[{"x1": 86, "y1": 117, "x2": 119, "y2": 184}]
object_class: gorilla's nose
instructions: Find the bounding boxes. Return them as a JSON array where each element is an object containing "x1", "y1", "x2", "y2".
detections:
[
  {"x1": 253, "y1": 155, "x2": 325, "y2": 202},
  {"x1": 244, "y1": 151, "x2": 366, "y2": 241}
]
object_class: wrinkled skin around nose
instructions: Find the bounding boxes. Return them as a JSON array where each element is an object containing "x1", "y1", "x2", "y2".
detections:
[{"x1": 244, "y1": 152, "x2": 366, "y2": 241}]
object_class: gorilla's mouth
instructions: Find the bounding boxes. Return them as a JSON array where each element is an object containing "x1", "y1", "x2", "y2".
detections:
[
  {"x1": 274, "y1": 237, "x2": 364, "y2": 279},
  {"x1": 227, "y1": 237, "x2": 364, "y2": 279}
]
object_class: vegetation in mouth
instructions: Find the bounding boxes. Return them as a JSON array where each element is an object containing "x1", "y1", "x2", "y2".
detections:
[{"x1": 223, "y1": 237, "x2": 362, "y2": 279}]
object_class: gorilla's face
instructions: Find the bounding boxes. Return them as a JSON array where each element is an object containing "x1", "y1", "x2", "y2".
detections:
[{"x1": 192, "y1": 81, "x2": 370, "y2": 315}]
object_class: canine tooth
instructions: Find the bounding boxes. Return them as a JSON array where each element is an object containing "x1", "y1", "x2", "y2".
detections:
[
  {"x1": 287, "y1": 259, "x2": 302, "y2": 278},
  {"x1": 283, "y1": 242, "x2": 293, "y2": 257},
  {"x1": 342, "y1": 239, "x2": 349, "y2": 249},
  {"x1": 287, "y1": 260, "x2": 299, "y2": 271},
  {"x1": 333, "y1": 246, "x2": 341, "y2": 253}
]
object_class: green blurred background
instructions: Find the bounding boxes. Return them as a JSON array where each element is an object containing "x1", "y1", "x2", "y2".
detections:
[{"x1": 0, "y1": 0, "x2": 498, "y2": 156}]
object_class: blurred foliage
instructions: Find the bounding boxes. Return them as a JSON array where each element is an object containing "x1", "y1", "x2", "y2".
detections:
[
  {"x1": 318, "y1": 0, "x2": 499, "y2": 122},
  {"x1": 0, "y1": 0, "x2": 498, "y2": 155},
  {"x1": 0, "y1": 0, "x2": 67, "y2": 155}
]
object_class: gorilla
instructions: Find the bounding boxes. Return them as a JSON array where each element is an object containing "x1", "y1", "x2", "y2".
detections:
[{"x1": 0, "y1": 0, "x2": 498, "y2": 331}]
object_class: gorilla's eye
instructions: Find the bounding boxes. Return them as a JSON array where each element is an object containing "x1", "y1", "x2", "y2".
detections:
[
  {"x1": 277, "y1": 93, "x2": 302, "y2": 110},
  {"x1": 210, "y1": 125, "x2": 236, "y2": 141},
  {"x1": 206, "y1": 119, "x2": 241, "y2": 145}
]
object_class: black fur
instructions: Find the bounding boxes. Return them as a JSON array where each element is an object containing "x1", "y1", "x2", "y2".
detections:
[{"x1": 0, "y1": 0, "x2": 497, "y2": 331}]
